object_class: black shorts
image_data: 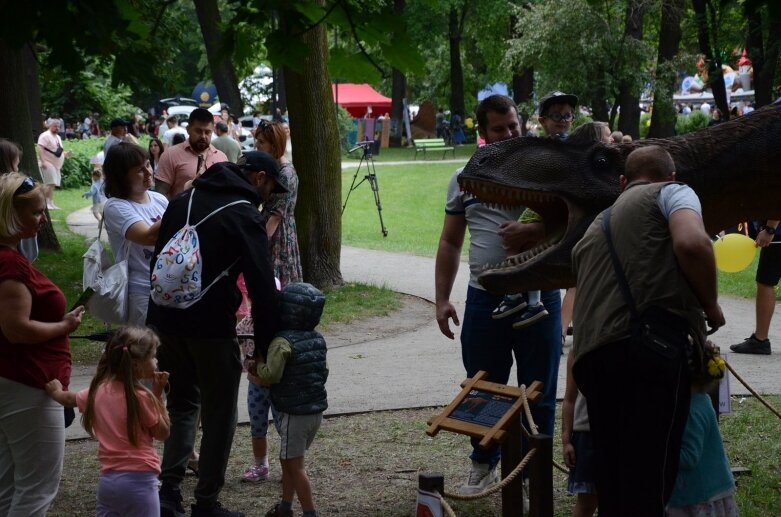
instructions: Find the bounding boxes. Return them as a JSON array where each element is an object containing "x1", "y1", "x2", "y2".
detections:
[
  {"x1": 756, "y1": 243, "x2": 781, "y2": 287},
  {"x1": 566, "y1": 431, "x2": 597, "y2": 494}
]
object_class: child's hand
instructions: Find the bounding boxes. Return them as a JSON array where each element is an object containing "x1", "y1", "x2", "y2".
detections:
[
  {"x1": 45, "y1": 379, "x2": 63, "y2": 395},
  {"x1": 563, "y1": 443, "x2": 576, "y2": 469},
  {"x1": 151, "y1": 371, "x2": 169, "y2": 398}
]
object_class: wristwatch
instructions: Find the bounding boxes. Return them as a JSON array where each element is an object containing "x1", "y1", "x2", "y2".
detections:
[{"x1": 762, "y1": 225, "x2": 776, "y2": 235}]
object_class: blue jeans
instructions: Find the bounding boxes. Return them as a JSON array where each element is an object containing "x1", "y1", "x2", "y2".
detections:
[{"x1": 461, "y1": 286, "x2": 561, "y2": 467}]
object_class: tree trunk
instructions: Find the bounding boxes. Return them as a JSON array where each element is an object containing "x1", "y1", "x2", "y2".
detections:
[
  {"x1": 0, "y1": 40, "x2": 60, "y2": 251},
  {"x1": 692, "y1": 0, "x2": 729, "y2": 120},
  {"x1": 389, "y1": 0, "x2": 406, "y2": 147},
  {"x1": 24, "y1": 45, "x2": 43, "y2": 143},
  {"x1": 512, "y1": 69, "x2": 534, "y2": 135},
  {"x1": 276, "y1": 68, "x2": 287, "y2": 114},
  {"x1": 193, "y1": 0, "x2": 243, "y2": 113},
  {"x1": 649, "y1": 0, "x2": 684, "y2": 138},
  {"x1": 448, "y1": 7, "x2": 466, "y2": 118},
  {"x1": 588, "y1": 65, "x2": 609, "y2": 122},
  {"x1": 616, "y1": 0, "x2": 645, "y2": 139},
  {"x1": 746, "y1": 2, "x2": 781, "y2": 108},
  {"x1": 282, "y1": 11, "x2": 343, "y2": 289}
]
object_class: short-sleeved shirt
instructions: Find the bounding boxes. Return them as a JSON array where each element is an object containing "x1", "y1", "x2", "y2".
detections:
[
  {"x1": 154, "y1": 142, "x2": 228, "y2": 198},
  {"x1": 37, "y1": 130, "x2": 64, "y2": 169},
  {"x1": 212, "y1": 135, "x2": 242, "y2": 163},
  {"x1": 75, "y1": 381, "x2": 162, "y2": 474},
  {"x1": 656, "y1": 183, "x2": 701, "y2": 218},
  {"x1": 0, "y1": 247, "x2": 71, "y2": 389},
  {"x1": 103, "y1": 135, "x2": 123, "y2": 155},
  {"x1": 103, "y1": 192, "x2": 169, "y2": 296},
  {"x1": 162, "y1": 126, "x2": 187, "y2": 147},
  {"x1": 445, "y1": 168, "x2": 525, "y2": 289}
]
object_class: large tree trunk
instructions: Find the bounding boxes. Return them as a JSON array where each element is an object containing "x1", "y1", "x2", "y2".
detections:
[
  {"x1": 616, "y1": 0, "x2": 645, "y2": 139},
  {"x1": 193, "y1": 0, "x2": 243, "y2": 113},
  {"x1": 282, "y1": 11, "x2": 343, "y2": 289},
  {"x1": 389, "y1": 0, "x2": 407, "y2": 147},
  {"x1": 692, "y1": 0, "x2": 729, "y2": 120},
  {"x1": 512, "y1": 69, "x2": 534, "y2": 135},
  {"x1": 746, "y1": 2, "x2": 781, "y2": 108},
  {"x1": 649, "y1": 0, "x2": 684, "y2": 138},
  {"x1": 588, "y1": 65, "x2": 609, "y2": 122},
  {"x1": 448, "y1": 7, "x2": 466, "y2": 118},
  {"x1": 24, "y1": 45, "x2": 43, "y2": 143},
  {"x1": 0, "y1": 40, "x2": 60, "y2": 250}
]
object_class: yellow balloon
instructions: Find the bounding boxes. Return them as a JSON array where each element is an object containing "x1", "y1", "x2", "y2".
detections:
[
  {"x1": 465, "y1": 117, "x2": 474, "y2": 129},
  {"x1": 713, "y1": 233, "x2": 757, "y2": 273}
]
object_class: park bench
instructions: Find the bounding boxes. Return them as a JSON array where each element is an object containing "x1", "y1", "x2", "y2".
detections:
[{"x1": 414, "y1": 138, "x2": 455, "y2": 160}]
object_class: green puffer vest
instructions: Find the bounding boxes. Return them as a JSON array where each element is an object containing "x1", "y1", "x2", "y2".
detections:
[{"x1": 271, "y1": 330, "x2": 328, "y2": 415}]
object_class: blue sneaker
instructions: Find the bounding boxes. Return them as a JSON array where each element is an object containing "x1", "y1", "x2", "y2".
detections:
[
  {"x1": 512, "y1": 303, "x2": 549, "y2": 330},
  {"x1": 491, "y1": 294, "x2": 528, "y2": 320}
]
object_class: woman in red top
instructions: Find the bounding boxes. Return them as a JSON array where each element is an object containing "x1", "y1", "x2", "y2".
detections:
[{"x1": 0, "y1": 172, "x2": 84, "y2": 516}]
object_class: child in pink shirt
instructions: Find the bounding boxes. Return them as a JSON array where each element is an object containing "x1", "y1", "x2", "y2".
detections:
[{"x1": 46, "y1": 327, "x2": 170, "y2": 517}]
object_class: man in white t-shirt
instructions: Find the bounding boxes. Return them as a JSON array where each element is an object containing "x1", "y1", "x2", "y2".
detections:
[
  {"x1": 37, "y1": 120, "x2": 70, "y2": 209},
  {"x1": 162, "y1": 115, "x2": 188, "y2": 148}
]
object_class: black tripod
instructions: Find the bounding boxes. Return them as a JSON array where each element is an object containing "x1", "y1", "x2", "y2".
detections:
[{"x1": 342, "y1": 140, "x2": 388, "y2": 237}]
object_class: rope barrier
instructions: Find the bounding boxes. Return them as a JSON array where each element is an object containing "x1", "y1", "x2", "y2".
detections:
[
  {"x1": 439, "y1": 496, "x2": 457, "y2": 517},
  {"x1": 443, "y1": 448, "x2": 536, "y2": 501},
  {"x1": 724, "y1": 359, "x2": 781, "y2": 420},
  {"x1": 552, "y1": 458, "x2": 569, "y2": 475},
  {"x1": 520, "y1": 384, "x2": 539, "y2": 436}
]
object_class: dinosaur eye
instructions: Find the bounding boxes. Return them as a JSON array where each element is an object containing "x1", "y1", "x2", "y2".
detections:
[{"x1": 592, "y1": 150, "x2": 611, "y2": 169}]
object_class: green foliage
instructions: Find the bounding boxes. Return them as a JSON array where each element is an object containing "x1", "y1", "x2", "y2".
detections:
[
  {"x1": 639, "y1": 111, "x2": 652, "y2": 139},
  {"x1": 675, "y1": 110, "x2": 710, "y2": 134},
  {"x1": 336, "y1": 105, "x2": 358, "y2": 152},
  {"x1": 61, "y1": 140, "x2": 104, "y2": 189}
]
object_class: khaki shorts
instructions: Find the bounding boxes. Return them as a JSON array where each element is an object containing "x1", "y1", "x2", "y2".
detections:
[
  {"x1": 274, "y1": 412, "x2": 322, "y2": 460},
  {"x1": 40, "y1": 162, "x2": 61, "y2": 187}
]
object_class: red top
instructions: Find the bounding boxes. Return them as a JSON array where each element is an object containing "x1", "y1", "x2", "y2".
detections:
[{"x1": 0, "y1": 246, "x2": 71, "y2": 389}]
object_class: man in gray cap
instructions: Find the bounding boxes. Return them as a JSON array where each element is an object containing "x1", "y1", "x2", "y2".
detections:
[
  {"x1": 149, "y1": 151, "x2": 287, "y2": 517},
  {"x1": 103, "y1": 118, "x2": 128, "y2": 155}
]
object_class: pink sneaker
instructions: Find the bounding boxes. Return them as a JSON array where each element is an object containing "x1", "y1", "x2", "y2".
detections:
[{"x1": 241, "y1": 464, "x2": 269, "y2": 483}]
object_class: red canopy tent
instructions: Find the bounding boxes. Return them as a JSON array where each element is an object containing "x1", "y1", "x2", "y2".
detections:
[{"x1": 332, "y1": 83, "x2": 392, "y2": 118}]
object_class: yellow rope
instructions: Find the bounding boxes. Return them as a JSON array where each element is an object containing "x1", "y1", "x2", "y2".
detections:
[
  {"x1": 442, "y1": 448, "x2": 536, "y2": 501},
  {"x1": 552, "y1": 458, "x2": 569, "y2": 475},
  {"x1": 439, "y1": 496, "x2": 457, "y2": 517},
  {"x1": 520, "y1": 384, "x2": 539, "y2": 435},
  {"x1": 724, "y1": 359, "x2": 781, "y2": 420}
]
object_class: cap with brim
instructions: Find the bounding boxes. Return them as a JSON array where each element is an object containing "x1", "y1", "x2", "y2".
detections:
[
  {"x1": 110, "y1": 118, "x2": 129, "y2": 128},
  {"x1": 538, "y1": 91, "x2": 578, "y2": 115},
  {"x1": 238, "y1": 151, "x2": 288, "y2": 193}
]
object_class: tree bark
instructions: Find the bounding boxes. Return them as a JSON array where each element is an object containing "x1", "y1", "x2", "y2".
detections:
[
  {"x1": 24, "y1": 45, "x2": 43, "y2": 143},
  {"x1": 193, "y1": 0, "x2": 243, "y2": 113},
  {"x1": 448, "y1": 7, "x2": 466, "y2": 118},
  {"x1": 282, "y1": 10, "x2": 343, "y2": 289},
  {"x1": 389, "y1": 0, "x2": 407, "y2": 147},
  {"x1": 512, "y1": 69, "x2": 534, "y2": 135},
  {"x1": 746, "y1": 2, "x2": 781, "y2": 108},
  {"x1": 588, "y1": 65, "x2": 609, "y2": 122},
  {"x1": 616, "y1": 0, "x2": 645, "y2": 139},
  {"x1": 0, "y1": 40, "x2": 60, "y2": 251},
  {"x1": 649, "y1": 0, "x2": 684, "y2": 138},
  {"x1": 692, "y1": 0, "x2": 729, "y2": 120}
]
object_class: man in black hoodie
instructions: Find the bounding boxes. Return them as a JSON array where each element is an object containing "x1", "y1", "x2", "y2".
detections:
[{"x1": 148, "y1": 151, "x2": 287, "y2": 517}]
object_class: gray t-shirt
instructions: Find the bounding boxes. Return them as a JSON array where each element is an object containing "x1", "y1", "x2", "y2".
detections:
[
  {"x1": 445, "y1": 168, "x2": 524, "y2": 289},
  {"x1": 657, "y1": 183, "x2": 701, "y2": 219},
  {"x1": 103, "y1": 135, "x2": 123, "y2": 155},
  {"x1": 212, "y1": 135, "x2": 242, "y2": 163},
  {"x1": 103, "y1": 191, "x2": 168, "y2": 295}
]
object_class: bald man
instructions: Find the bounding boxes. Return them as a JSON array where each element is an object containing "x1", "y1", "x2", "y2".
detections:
[{"x1": 569, "y1": 145, "x2": 724, "y2": 516}]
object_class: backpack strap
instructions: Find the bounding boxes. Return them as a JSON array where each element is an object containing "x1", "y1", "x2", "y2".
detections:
[{"x1": 188, "y1": 188, "x2": 252, "y2": 229}]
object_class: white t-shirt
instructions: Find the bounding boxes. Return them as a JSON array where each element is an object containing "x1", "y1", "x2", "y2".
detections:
[
  {"x1": 163, "y1": 126, "x2": 188, "y2": 147},
  {"x1": 103, "y1": 192, "x2": 168, "y2": 296}
]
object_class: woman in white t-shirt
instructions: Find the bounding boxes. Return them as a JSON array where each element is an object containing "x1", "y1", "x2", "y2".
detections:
[{"x1": 102, "y1": 143, "x2": 168, "y2": 325}]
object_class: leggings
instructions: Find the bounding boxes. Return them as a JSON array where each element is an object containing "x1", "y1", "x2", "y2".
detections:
[{"x1": 247, "y1": 383, "x2": 278, "y2": 439}]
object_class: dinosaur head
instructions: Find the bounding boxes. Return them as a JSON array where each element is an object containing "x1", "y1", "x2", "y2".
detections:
[{"x1": 458, "y1": 136, "x2": 626, "y2": 293}]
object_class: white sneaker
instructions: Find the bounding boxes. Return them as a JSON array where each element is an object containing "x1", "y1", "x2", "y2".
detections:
[{"x1": 457, "y1": 461, "x2": 499, "y2": 495}]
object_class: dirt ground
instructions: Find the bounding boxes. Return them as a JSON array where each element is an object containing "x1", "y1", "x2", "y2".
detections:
[{"x1": 49, "y1": 295, "x2": 576, "y2": 516}]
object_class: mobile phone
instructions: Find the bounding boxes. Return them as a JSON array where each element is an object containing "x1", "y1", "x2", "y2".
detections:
[{"x1": 70, "y1": 287, "x2": 95, "y2": 312}]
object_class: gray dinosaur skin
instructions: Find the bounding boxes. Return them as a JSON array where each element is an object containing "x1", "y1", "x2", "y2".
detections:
[{"x1": 458, "y1": 103, "x2": 781, "y2": 294}]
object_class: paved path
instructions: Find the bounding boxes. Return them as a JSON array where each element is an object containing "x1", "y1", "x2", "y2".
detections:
[{"x1": 65, "y1": 206, "x2": 781, "y2": 439}]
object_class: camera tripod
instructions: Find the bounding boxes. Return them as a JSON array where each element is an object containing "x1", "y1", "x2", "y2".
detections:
[{"x1": 342, "y1": 140, "x2": 388, "y2": 237}]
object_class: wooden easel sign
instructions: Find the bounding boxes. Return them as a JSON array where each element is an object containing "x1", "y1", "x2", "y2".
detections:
[{"x1": 426, "y1": 370, "x2": 542, "y2": 448}]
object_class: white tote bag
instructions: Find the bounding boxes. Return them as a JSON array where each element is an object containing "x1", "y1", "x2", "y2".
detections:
[{"x1": 82, "y1": 221, "x2": 129, "y2": 325}]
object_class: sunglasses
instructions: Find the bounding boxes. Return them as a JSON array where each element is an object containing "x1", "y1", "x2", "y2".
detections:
[
  {"x1": 543, "y1": 112, "x2": 574, "y2": 122},
  {"x1": 14, "y1": 176, "x2": 35, "y2": 196}
]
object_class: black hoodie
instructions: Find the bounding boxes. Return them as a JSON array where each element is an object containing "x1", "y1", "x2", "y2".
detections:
[{"x1": 146, "y1": 162, "x2": 278, "y2": 350}]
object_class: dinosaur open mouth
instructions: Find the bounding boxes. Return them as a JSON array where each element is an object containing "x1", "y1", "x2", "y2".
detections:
[{"x1": 459, "y1": 177, "x2": 574, "y2": 270}]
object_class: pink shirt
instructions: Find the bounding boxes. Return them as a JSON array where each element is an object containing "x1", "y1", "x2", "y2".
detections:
[
  {"x1": 76, "y1": 381, "x2": 162, "y2": 474},
  {"x1": 37, "y1": 130, "x2": 64, "y2": 169},
  {"x1": 154, "y1": 141, "x2": 228, "y2": 197}
]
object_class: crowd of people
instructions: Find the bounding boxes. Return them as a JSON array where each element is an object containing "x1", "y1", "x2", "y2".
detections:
[{"x1": 2, "y1": 90, "x2": 770, "y2": 517}]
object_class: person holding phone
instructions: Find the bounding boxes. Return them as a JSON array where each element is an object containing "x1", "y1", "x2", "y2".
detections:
[{"x1": 0, "y1": 172, "x2": 84, "y2": 516}]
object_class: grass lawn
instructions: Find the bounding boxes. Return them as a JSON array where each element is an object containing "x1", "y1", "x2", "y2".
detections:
[{"x1": 342, "y1": 143, "x2": 477, "y2": 163}]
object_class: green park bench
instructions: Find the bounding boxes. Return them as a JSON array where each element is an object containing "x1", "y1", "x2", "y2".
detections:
[{"x1": 414, "y1": 138, "x2": 456, "y2": 160}]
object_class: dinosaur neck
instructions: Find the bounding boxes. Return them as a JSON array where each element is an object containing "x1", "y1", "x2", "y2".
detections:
[{"x1": 629, "y1": 105, "x2": 781, "y2": 233}]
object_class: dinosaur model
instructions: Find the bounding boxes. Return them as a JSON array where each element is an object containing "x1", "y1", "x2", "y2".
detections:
[{"x1": 458, "y1": 103, "x2": 781, "y2": 294}]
